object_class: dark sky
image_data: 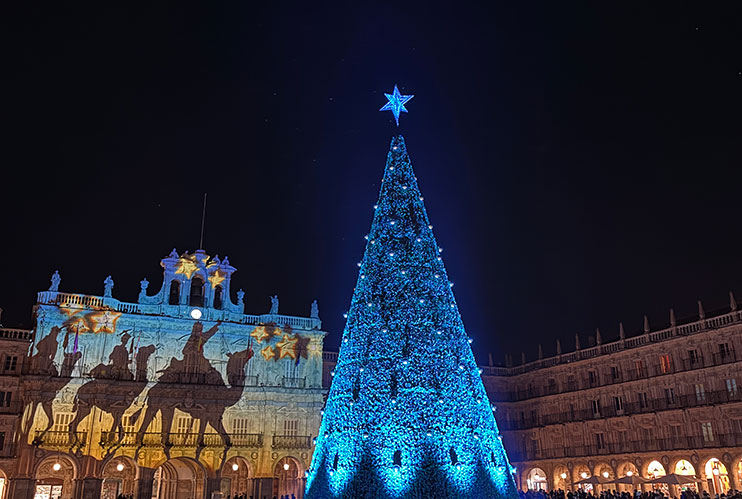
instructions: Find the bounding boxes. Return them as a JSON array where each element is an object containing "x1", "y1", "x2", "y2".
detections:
[{"x1": 3, "y1": 3, "x2": 741, "y2": 365}]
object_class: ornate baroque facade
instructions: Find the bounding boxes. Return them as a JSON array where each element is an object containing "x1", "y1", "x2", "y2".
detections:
[
  {"x1": 0, "y1": 249, "x2": 327, "y2": 499},
  {"x1": 481, "y1": 294, "x2": 742, "y2": 497}
]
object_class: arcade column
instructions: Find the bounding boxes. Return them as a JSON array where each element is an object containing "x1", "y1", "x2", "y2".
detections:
[
  {"x1": 136, "y1": 467, "x2": 156, "y2": 498},
  {"x1": 73, "y1": 477, "x2": 102, "y2": 499},
  {"x1": 7, "y1": 477, "x2": 36, "y2": 499}
]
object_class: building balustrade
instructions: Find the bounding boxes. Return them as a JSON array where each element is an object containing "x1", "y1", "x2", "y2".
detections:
[
  {"x1": 99, "y1": 431, "x2": 264, "y2": 448},
  {"x1": 272, "y1": 434, "x2": 311, "y2": 449},
  {"x1": 0, "y1": 328, "x2": 33, "y2": 341},
  {"x1": 282, "y1": 376, "x2": 306, "y2": 388},
  {"x1": 498, "y1": 387, "x2": 742, "y2": 430},
  {"x1": 33, "y1": 430, "x2": 87, "y2": 447},
  {"x1": 513, "y1": 432, "x2": 742, "y2": 462},
  {"x1": 494, "y1": 347, "x2": 740, "y2": 403}
]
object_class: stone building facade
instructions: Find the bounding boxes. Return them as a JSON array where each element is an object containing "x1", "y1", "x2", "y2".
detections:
[
  {"x1": 0, "y1": 249, "x2": 327, "y2": 499},
  {"x1": 482, "y1": 294, "x2": 742, "y2": 497}
]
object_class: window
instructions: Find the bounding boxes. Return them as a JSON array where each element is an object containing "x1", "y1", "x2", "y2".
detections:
[
  {"x1": 694, "y1": 383, "x2": 706, "y2": 402},
  {"x1": 547, "y1": 378, "x2": 556, "y2": 392},
  {"x1": 726, "y1": 378, "x2": 737, "y2": 397},
  {"x1": 613, "y1": 396, "x2": 623, "y2": 413},
  {"x1": 610, "y1": 366, "x2": 620, "y2": 381},
  {"x1": 568, "y1": 403, "x2": 576, "y2": 420},
  {"x1": 664, "y1": 388, "x2": 675, "y2": 405},
  {"x1": 3, "y1": 356, "x2": 18, "y2": 373},
  {"x1": 176, "y1": 416, "x2": 191, "y2": 434},
  {"x1": 615, "y1": 430, "x2": 628, "y2": 446},
  {"x1": 53, "y1": 413, "x2": 73, "y2": 433},
  {"x1": 567, "y1": 375, "x2": 577, "y2": 390},
  {"x1": 732, "y1": 419, "x2": 742, "y2": 435},
  {"x1": 233, "y1": 418, "x2": 250, "y2": 434},
  {"x1": 638, "y1": 392, "x2": 649, "y2": 410},
  {"x1": 591, "y1": 399, "x2": 601, "y2": 417},
  {"x1": 168, "y1": 280, "x2": 180, "y2": 305},
  {"x1": 659, "y1": 354, "x2": 672, "y2": 374},
  {"x1": 688, "y1": 349, "x2": 701, "y2": 365},
  {"x1": 283, "y1": 419, "x2": 298, "y2": 436},
  {"x1": 189, "y1": 277, "x2": 204, "y2": 307},
  {"x1": 701, "y1": 422, "x2": 714, "y2": 443},
  {"x1": 641, "y1": 427, "x2": 652, "y2": 442},
  {"x1": 213, "y1": 286, "x2": 223, "y2": 310},
  {"x1": 0, "y1": 431, "x2": 4, "y2": 450},
  {"x1": 284, "y1": 360, "x2": 299, "y2": 379},
  {"x1": 0, "y1": 391, "x2": 11, "y2": 407},
  {"x1": 635, "y1": 359, "x2": 646, "y2": 377},
  {"x1": 595, "y1": 433, "x2": 606, "y2": 450},
  {"x1": 720, "y1": 343, "x2": 732, "y2": 358},
  {"x1": 669, "y1": 424, "x2": 683, "y2": 441},
  {"x1": 588, "y1": 370, "x2": 599, "y2": 386}
]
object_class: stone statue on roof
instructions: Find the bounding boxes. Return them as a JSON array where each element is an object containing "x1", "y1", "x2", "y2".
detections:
[
  {"x1": 311, "y1": 299, "x2": 320, "y2": 319},
  {"x1": 270, "y1": 295, "x2": 279, "y2": 315},
  {"x1": 103, "y1": 275, "x2": 114, "y2": 297},
  {"x1": 49, "y1": 270, "x2": 61, "y2": 292}
]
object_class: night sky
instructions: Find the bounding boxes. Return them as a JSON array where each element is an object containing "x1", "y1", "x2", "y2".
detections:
[{"x1": 4, "y1": 3, "x2": 742, "y2": 365}]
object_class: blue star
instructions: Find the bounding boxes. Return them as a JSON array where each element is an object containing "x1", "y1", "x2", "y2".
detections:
[{"x1": 379, "y1": 84, "x2": 414, "y2": 126}]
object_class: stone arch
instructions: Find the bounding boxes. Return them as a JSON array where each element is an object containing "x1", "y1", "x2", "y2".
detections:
[
  {"x1": 643, "y1": 460, "x2": 666, "y2": 479},
  {"x1": 154, "y1": 456, "x2": 207, "y2": 499},
  {"x1": 672, "y1": 458, "x2": 697, "y2": 476},
  {"x1": 704, "y1": 457, "x2": 730, "y2": 495},
  {"x1": 594, "y1": 462, "x2": 615, "y2": 481},
  {"x1": 732, "y1": 454, "x2": 742, "y2": 492},
  {"x1": 0, "y1": 467, "x2": 7, "y2": 499},
  {"x1": 524, "y1": 467, "x2": 547, "y2": 491},
  {"x1": 221, "y1": 456, "x2": 254, "y2": 497},
  {"x1": 553, "y1": 464, "x2": 570, "y2": 491},
  {"x1": 573, "y1": 463, "x2": 591, "y2": 483},
  {"x1": 34, "y1": 453, "x2": 79, "y2": 499},
  {"x1": 617, "y1": 461, "x2": 639, "y2": 477},
  {"x1": 101, "y1": 455, "x2": 138, "y2": 498},
  {"x1": 274, "y1": 455, "x2": 304, "y2": 499}
]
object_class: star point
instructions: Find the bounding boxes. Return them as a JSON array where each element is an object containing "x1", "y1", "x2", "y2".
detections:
[{"x1": 380, "y1": 84, "x2": 414, "y2": 126}]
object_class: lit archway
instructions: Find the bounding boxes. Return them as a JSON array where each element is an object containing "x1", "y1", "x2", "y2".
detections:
[
  {"x1": 553, "y1": 465, "x2": 570, "y2": 491},
  {"x1": 221, "y1": 456, "x2": 254, "y2": 497},
  {"x1": 675, "y1": 459, "x2": 696, "y2": 476},
  {"x1": 34, "y1": 453, "x2": 77, "y2": 499},
  {"x1": 101, "y1": 456, "x2": 138, "y2": 499},
  {"x1": 646, "y1": 460, "x2": 666, "y2": 479},
  {"x1": 274, "y1": 456, "x2": 304, "y2": 499},
  {"x1": 527, "y1": 468, "x2": 548, "y2": 491},
  {"x1": 153, "y1": 457, "x2": 206, "y2": 499},
  {"x1": 705, "y1": 458, "x2": 729, "y2": 495},
  {"x1": 595, "y1": 463, "x2": 614, "y2": 481},
  {"x1": 616, "y1": 462, "x2": 640, "y2": 493}
]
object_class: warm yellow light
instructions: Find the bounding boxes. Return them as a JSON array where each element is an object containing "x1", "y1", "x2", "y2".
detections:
[
  {"x1": 232, "y1": 463, "x2": 239, "y2": 471},
  {"x1": 53, "y1": 463, "x2": 61, "y2": 471},
  {"x1": 561, "y1": 473, "x2": 567, "y2": 479},
  {"x1": 713, "y1": 469, "x2": 720, "y2": 476},
  {"x1": 283, "y1": 463, "x2": 290, "y2": 471},
  {"x1": 116, "y1": 463, "x2": 124, "y2": 472},
  {"x1": 581, "y1": 472, "x2": 588, "y2": 479},
  {"x1": 603, "y1": 472, "x2": 609, "y2": 478},
  {"x1": 626, "y1": 471, "x2": 634, "y2": 477}
]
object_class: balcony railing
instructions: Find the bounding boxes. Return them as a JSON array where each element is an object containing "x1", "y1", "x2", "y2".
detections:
[
  {"x1": 282, "y1": 376, "x2": 306, "y2": 388},
  {"x1": 272, "y1": 435, "x2": 311, "y2": 449},
  {"x1": 498, "y1": 387, "x2": 742, "y2": 430},
  {"x1": 33, "y1": 430, "x2": 87, "y2": 447},
  {"x1": 512, "y1": 433, "x2": 742, "y2": 462},
  {"x1": 100, "y1": 431, "x2": 263, "y2": 448}
]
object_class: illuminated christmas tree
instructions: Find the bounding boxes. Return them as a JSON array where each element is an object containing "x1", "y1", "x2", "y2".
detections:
[{"x1": 305, "y1": 132, "x2": 518, "y2": 498}]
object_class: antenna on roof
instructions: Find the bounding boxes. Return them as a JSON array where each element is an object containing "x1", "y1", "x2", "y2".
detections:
[{"x1": 199, "y1": 193, "x2": 207, "y2": 250}]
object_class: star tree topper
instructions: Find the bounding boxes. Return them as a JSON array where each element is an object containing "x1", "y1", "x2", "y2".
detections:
[{"x1": 380, "y1": 84, "x2": 414, "y2": 126}]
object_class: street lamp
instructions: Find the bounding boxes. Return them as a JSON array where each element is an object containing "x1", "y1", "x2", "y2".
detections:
[{"x1": 232, "y1": 463, "x2": 239, "y2": 471}]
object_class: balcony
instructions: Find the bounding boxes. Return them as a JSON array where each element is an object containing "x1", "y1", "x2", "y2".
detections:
[
  {"x1": 281, "y1": 376, "x2": 306, "y2": 388},
  {"x1": 272, "y1": 435, "x2": 311, "y2": 449},
  {"x1": 513, "y1": 433, "x2": 742, "y2": 462},
  {"x1": 231, "y1": 433, "x2": 263, "y2": 448},
  {"x1": 33, "y1": 430, "x2": 87, "y2": 447}
]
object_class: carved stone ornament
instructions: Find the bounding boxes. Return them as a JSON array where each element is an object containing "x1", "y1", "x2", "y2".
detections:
[
  {"x1": 723, "y1": 453, "x2": 732, "y2": 463},
  {"x1": 567, "y1": 462, "x2": 573, "y2": 470},
  {"x1": 611, "y1": 459, "x2": 617, "y2": 468},
  {"x1": 691, "y1": 453, "x2": 699, "y2": 464},
  {"x1": 588, "y1": 460, "x2": 595, "y2": 469},
  {"x1": 662, "y1": 455, "x2": 670, "y2": 465},
  {"x1": 635, "y1": 457, "x2": 643, "y2": 467},
  {"x1": 271, "y1": 452, "x2": 278, "y2": 459},
  {"x1": 251, "y1": 451, "x2": 258, "y2": 459}
]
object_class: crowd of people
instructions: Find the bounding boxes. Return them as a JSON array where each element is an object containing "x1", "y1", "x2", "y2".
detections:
[{"x1": 519, "y1": 488, "x2": 742, "y2": 499}]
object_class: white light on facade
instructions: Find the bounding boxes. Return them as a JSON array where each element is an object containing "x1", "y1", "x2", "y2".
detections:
[
  {"x1": 116, "y1": 463, "x2": 124, "y2": 472},
  {"x1": 283, "y1": 463, "x2": 290, "y2": 471},
  {"x1": 190, "y1": 308, "x2": 202, "y2": 320},
  {"x1": 53, "y1": 463, "x2": 61, "y2": 471},
  {"x1": 232, "y1": 463, "x2": 239, "y2": 471}
]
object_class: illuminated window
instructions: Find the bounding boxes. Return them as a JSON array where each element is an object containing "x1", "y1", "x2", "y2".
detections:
[
  {"x1": 701, "y1": 422, "x2": 714, "y2": 442},
  {"x1": 53, "y1": 413, "x2": 73, "y2": 433},
  {"x1": 635, "y1": 359, "x2": 646, "y2": 376},
  {"x1": 168, "y1": 280, "x2": 180, "y2": 305},
  {"x1": 189, "y1": 277, "x2": 204, "y2": 307},
  {"x1": 659, "y1": 354, "x2": 672, "y2": 374}
]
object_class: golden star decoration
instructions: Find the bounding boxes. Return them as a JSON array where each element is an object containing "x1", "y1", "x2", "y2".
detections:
[
  {"x1": 261, "y1": 345, "x2": 277, "y2": 361},
  {"x1": 208, "y1": 270, "x2": 226, "y2": 289},
  {"x1": 250, "y1": 325, "x2": 275, "y2": 344},
  {"x1": 175, "y1": 256, "x2": 199, "y2": 279},
  {"x1": 88, "y1": 310, "x2": 122, "y2": 333},
  {"x1": 275, "y1": 334, "x2": 299, "y2": 360}
]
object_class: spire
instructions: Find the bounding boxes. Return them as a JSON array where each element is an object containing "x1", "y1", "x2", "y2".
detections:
[
  {"x1": 306, "y1": 135, "x2": 517, "y2": 499},
  {"x1": 595, "y1": 328, "x2": 602, "y2": 345},
  {"x1": 698, "y1": 300, "x2": 705, "y2": 320},
  {"x1": 556, "y1": 338, "x2": 562, "y2": 355},
  {"x1": 575, "y1": 333, "x2": 581, "y2": 351},
  {"x1": 619, "y1": 322, "x2": 625, "y2": 340},
  {"x1": 643, "y1": 315, "x2": 650, "y2": 334},
  {"x1": 730, "y1": 291, "x2": 737, "y2": 312},
  {"x1": 670, "y1": 308, "x2": 676, "y2": 327},
  {"x1": 537, "y1": 343, "x2": 543, "y2": 360}
]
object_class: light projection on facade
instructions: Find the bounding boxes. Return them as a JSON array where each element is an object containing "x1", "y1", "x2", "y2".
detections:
[{"x1": 305, "y1": 135, "x2": 518, "y2": 498}]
